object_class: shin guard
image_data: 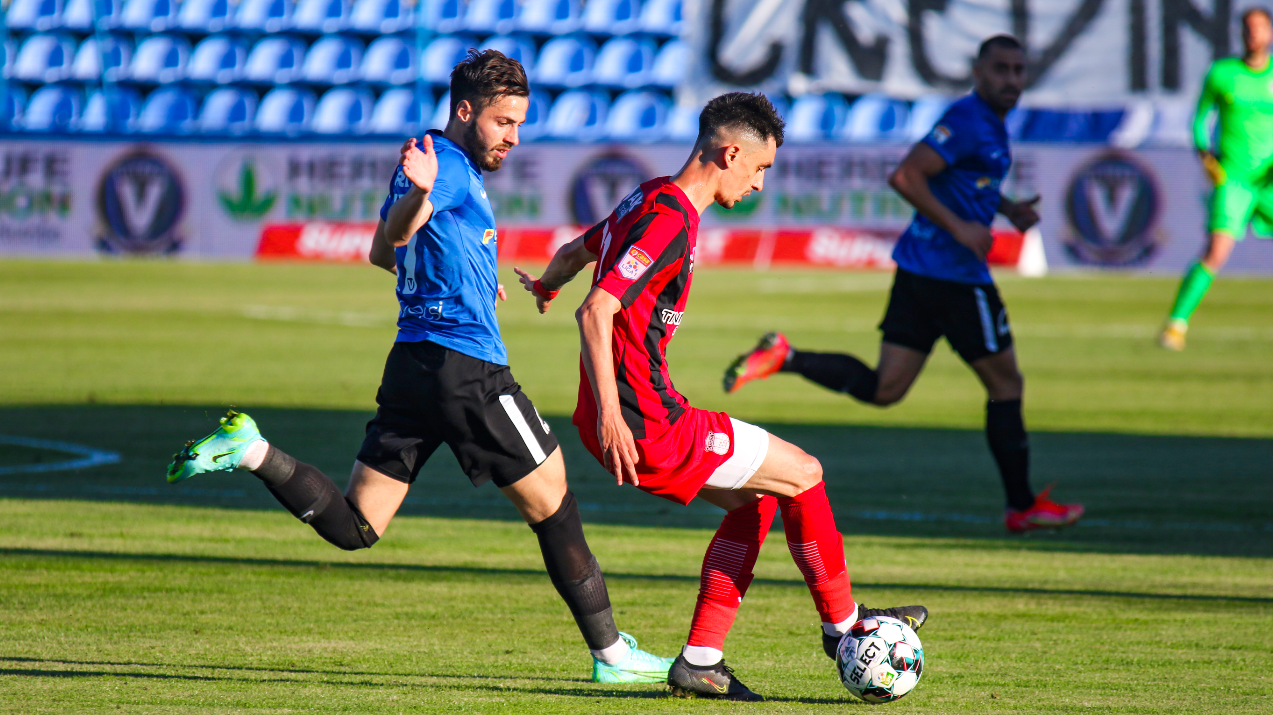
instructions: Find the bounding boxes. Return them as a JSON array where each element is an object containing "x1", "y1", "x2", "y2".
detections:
[
  {"x1": 253, "y1": 447, "x2": 378, "y2": 551},
  {"x1": 778, "y1": 482, "x2": 855, "y2": 627},
  {"x1": 686, "y1": 496, "x2": 778, "y2": 650},
  {"x1": 529, "y1": 492, "x2": 620, "y2": 651}
]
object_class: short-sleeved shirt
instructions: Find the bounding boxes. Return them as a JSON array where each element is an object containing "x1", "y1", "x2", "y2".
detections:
[
  {"x1": 379, "y1": 131, "x2": 506, "y2": 365},
  {"x1": 892, "y1": 92, "x2": 1011, "y2": 285}
]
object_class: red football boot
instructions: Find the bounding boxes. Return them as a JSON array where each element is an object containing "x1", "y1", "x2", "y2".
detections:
[
  {"x1": 723, "y1": 332, "x2": 790, "y2": 394},
  {"x1": 1005, "y1": 486, "x2": 1085, "y2": 533}
]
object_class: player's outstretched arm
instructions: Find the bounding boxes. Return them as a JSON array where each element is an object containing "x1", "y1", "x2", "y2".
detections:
[
  {"x1": 514, "y1": 233, "x2": 599, "y2": 314},
  {"x1": 889, "y1": 142, "x2": 994, "y2": 260},
  {"x1": 998, "y1": 194, "x2": 1040, "y2": 232},
  {"x1": 367, "y1": 220, "x2": 398, "y2": 274},
  {"x1": 385, "y1": 136, "x2": 438, "y2": 246},
  {"x1": 576, "y1": 287, "x2": 639, "y2": 487}
]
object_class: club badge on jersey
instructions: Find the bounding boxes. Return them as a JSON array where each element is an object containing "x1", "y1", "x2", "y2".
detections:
[{"x1": 618, "y1": 246, "x2": 653, "y2": 280}]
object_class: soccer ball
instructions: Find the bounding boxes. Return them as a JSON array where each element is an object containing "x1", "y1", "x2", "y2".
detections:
[{"x1": 835, "y1": 616, "x2": 925, "y2": 703}]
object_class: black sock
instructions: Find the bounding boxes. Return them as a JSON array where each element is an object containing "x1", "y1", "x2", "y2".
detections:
[
  {"x1": 252, "y1": 446, "x2": 379, "y2": 551},
  {"x1": 529, "y1": 491, "x2": 620, "y2": 652},
  {"x1": 986, "y1": 400, "x2": 1035, "y2": 511},
  {"x1": 781, "y1": 350, "x2": 879, "y2": 403}
]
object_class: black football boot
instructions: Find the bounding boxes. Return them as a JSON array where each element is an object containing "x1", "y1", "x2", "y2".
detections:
[
  {"x1": 667, "y1": 655, "x2": 764, "y2": 701},
  {"x1": 822, "y1": 604, "x2": 930, "y2": 659}
]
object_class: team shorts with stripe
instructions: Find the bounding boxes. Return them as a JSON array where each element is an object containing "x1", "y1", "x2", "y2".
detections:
[
  {"x1": 1209, "y1": 171, "x2": 1273, "y2": 239},
  {"x1": 356, "y1": 340, "x2": 559, "y2": 488},
  {"x1": 879, "y1": 268, "x2": 1013, "y2": 365}
]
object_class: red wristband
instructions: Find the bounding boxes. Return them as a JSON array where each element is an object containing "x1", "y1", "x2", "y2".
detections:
[{"x1": 532, "y1": 279, "x2": 559, "y2": 300}]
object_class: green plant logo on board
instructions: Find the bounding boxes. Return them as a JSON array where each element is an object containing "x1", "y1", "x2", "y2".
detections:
[
  {"x1": 708, "y1": 192, "x2": 764, "y2": 220},
  {"x1": 215, "y1": 152, "x2": 279, "y2": 221}
]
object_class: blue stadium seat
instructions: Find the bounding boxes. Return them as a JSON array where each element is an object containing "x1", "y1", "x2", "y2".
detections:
[
  {"x1": 605, "y1": 89, "x2": 667, "y2": 141},
  {"x1": 178, "y1": 0, "x2": 234, "y2": 32},
  {"x1": 21, "y1": 84, "x2": 81, "y2": 132},
  {"x1": 421, "y1": 0, "x2": 465, "y2": 35},
  {"x1": 842, "y1": 92, "x2": 909, "y2": 142},
  {"x1": 369, "y1": 87, "x2": 430, "y2": 135},
  {"x1": 236, "y1": 0, "x2": 293, "y2": 33},
  {"x1": 905, "y1": 94, "x2": 953, "y2": 141},
  {"x1": 479, "y1": 34, "x2": 536, "y2": 76},
  {"x1": 7, "y1": 0, "x2": 63, "y2": 32},
  {"x1": 302, "y1": 35, "x2": 363, "y2": 84},
  {"x1": 71, "y1": 34, "x2": 131, "y2": 82},
  {"x1": 518, "y1": 90, "x2": 551, "y2": 140},
  {"x1": 534, "y1": 35, "x2": 595, "y2": 88},
  {"x1": 648, "y1": 38, "x2": 685, "y2": 88},
  {"x1": 197, "y1": 86, "x2": 257, "y2": 134},
  {"x1": 638, "y1": 0, "x2": 680, "y2": 36},
  {"x1": 128, "y1": 33, "x2": 190, "y2": 83},
  {"x1": 422, "y1": 34, "x2": 478, "y2": 85},
  {"x1": 349, "y1": 0, "x2": 412, "y2": 34},
  {"x1": 593, "y1": 36, "x2": 655, "y2": 89},
  {"x1": 464, "y1": 0, "x2": 518, "y2": 34},
  {"x1": 61, "y1": 0, "x2": 125, "y2": 30},
  {"x1": 1015, "y1": 108, "x2": 1124, "y2": 143},
  {"x1": 11, "y1": 33, "x2": 77, "y2": 83},
  {"x1": 664, "y1": 103, "x2": 698, "y2": 141},
  {"x1": 121, "y1": 0, "x2": 179, "y2": 32},
  {"x1": 187, "y1": 35, "x2": 248, "y2": 84},
  {"x1": 312, "y1": 87, "x2": 374, "y2": 133},
  {"x1": 136, "y1": 86, "x2": 198, "y2": 133},
  {"x1": 787, "y1": 92, "x2": 848, "y2": 141},
  {"x1": 430, "y1": 90, "x2": 451, "y2": 130},
  {"x1": 76, "y1": 87, "x2": 141, "y2": 132},
  {"x1": 581, "y1": 0, "x2": 641, "y2": 36},
  {"x1": 361, "y1": 36, "x2": 415, "y2": 85},
  {"x1": 517, "y1": 0, "x2": 578, "y2": 35},
  {"x1": 544, "y1": 89, "x2": 607, "y2": 140},
  {"x1": 244, "y1": 36, "x2": 306, "y2": 84},
  {"x1": 255, "y1": 86, "x2": 315, "y2": 134},
  {"x1": 1, "y1": 88, "x2": 27, "y2": 131},
  {"x1": 292, "y1": 0, "x2": 349, "y2": 33}
]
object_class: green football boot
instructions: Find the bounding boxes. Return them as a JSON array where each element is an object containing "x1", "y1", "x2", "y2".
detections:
[
  {"x1": 166, "y1": 410, "x2": 263, "y2": 483},
  {"x1": 591, "y1": 632, "x2": 676, "y2": 684}
]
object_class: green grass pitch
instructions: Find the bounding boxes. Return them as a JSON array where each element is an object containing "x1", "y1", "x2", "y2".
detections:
[{"x1": 0, "y1": 260, "x2": 1270, "y2": 713}]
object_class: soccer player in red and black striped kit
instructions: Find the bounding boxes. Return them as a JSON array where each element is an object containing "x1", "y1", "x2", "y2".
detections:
[{"x1": 515, "y1": 92, "x2": 927, "y2": 701}]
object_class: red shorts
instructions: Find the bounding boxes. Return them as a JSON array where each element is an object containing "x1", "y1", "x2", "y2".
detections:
[{"x1": 575, "y1": 406, "x2": 735, "y2": 506}]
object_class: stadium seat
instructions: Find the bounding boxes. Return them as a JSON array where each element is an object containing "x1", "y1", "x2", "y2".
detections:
[
  {"x1": 349, "y1": 0, "x2": 413, "y2": 34},
  {"x1": 786, "y1": 92, "x2": 848, "y2": 141},
  {"x1": 605, "y1": 89, "x2": 668, "y2": 141},
  {"x1": 638, "y1": 0, "x2": 680, "y2": 36},
  {"x1": 534, "y1": 35, "x2": 595, "y2": 88},
  {"x1": 236, "y1": 0, "x2": 293, "y2": 33},
  {"x1": 664, "y1": 103, "x2": 699, "y2": 141},
  {"x1": 517, "y1": 0, "x2": 578, "y2": 35},
  {"x1": 422, "y1": 34, "x2": 478, "y2": 85},
  {"x1": 186, "y1": 35, "x2": 248, "y2": 83},
  {"x1": 120, "y1": 0, "x2": 179, "y2": 32},
  {"x1": 544, "y1": 89, "x2": 607, "y2": 140},
  {"x1": 369, "y1": 87, "x2": 431, "y2": 135},
  {"x1": 21, "y1": 84, "x2": 81, "y2": 133},
  {"x1": 243, "y1": 36, "x2": 307, "y2": 84},
  {"x1": 11, "y1": 33, "x2": 77, "y2": 83},
  {"x1": 0, "y1": 87, "x2": 26, "y2": 131},
  {"x1": 76, "y1": 87, "x2": 141, "y2": 132},
  {"x1": 197, "y1": 86, "x2": 257, "y2": 134},
  {"x1": 478, "y1": 34, "x2": 536, "y2": 76},
  {"x1": 6, "y1": 0, "x2": 63, "y2": 32},
  {"x1": 361, "y1": 36, "x2": 415, "y2": 85},
  {"x1": 463, "y1": 0, "x2": 518, "y2": 34},
  {"x1": 648, "y1": 38, "x2": 685, "y2": 88},
  {"x1": 312, "y1": 87, "x2": 374, "y2": 134},
  {"x1": 842, "y1": 92, "x2": 910, "y2": 142},
  {"x1": 302, "y1": 35, "x2": 363, "y2": 84},
  {"x1": 255, "y1": 86, "x2": 315, "y2": 134},
  {"x1": 906, "y1": 94, "x2": 954, "y2": 141},
  {"x1": 71, "y1": 35, "x2": 131, "y2": 82},
  {"x1": 128, "y1": 33, "x2": 190, "y2": 83},
  {"x1": 421, "y1": 0, "x2": 465, "y2": 35},
  {"x1": 593, "y1": 36, "x2": 655, "y2": 89},
  {"x1": 292, "y1": 0, "x2": 349, "y2": 33},
  {"x1": 136, "y1": 85, "x2": 198, "y2": 133},
  {"x1": 517, "y1": 90, "x2": 551, "y2": 140},
  {"x1": 430, "y1": 90, "x2": 451, "y2": 129},
  {"x1": 581, "y1": 0, "x2": 641, "y2": 36},
  {"x1": 177, "y1": 0, "x2": 235, "y2": 32},
  {"x1": 61, "y1": 0, "x2": 125, "y2": 30},
  {"x1": 1016, "y1": 108, "x2": 1124, "y2": 143}
]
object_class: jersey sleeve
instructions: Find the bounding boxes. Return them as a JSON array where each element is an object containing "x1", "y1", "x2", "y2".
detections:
[
  {"x1": 581, "y1": 219, "x2": 609, "y2": 256},
  {"x1": 1193, "y1": 66, "x2": 1220, "y2": 154},
  {"x1": 595, "y1": 212, "x2": 688, "y2": 308},
  {"x1": 921, "y1": 104, "x2": 979, "y2": 166},
  {"x1": 378, "y1": 145, "x2": 466, "y2": 222}
]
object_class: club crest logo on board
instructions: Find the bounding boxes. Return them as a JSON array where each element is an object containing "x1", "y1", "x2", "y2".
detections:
[
  {"x1": 1063, "y1": 152, "x2": 1160, "y2": 267},
  {"x1": 704, "y1": 432, "x2": 730, "y2": 455},
  {"x1": 96, "y1": 151, "x2": 185, "y2": 254},
  {"x1": 569, "y1": 152, "x2": 651, "y2": 225},
  {"x1": 617, "y1": 246, "x2": 652, "y2": 280}
]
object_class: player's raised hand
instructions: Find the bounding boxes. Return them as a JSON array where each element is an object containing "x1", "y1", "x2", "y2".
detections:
[
  {"x1": 598, "y1": 412, "x2": 640, "y2": 487},
  {"x1": 952, "y1": 220, "x2": 995, "y2": 261},
  {"x1": 400, "y1": 135, "x2": 438, "y2": 194},
  {"x1": 1003, "y1": 195, "x2": 1041, "y2": 232},
  {"x1": 513, "y1": 266, "x2": 552, "y2": 314}
]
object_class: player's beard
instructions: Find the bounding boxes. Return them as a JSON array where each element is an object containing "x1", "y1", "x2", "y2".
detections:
[{"x1": 463, "y1": 121, "x2": 511, "y2": 173}]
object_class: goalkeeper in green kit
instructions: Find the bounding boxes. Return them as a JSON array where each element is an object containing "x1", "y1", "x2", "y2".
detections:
[{"x1": 1161, "y1": 7, "x2": 1273, "y2": 350}]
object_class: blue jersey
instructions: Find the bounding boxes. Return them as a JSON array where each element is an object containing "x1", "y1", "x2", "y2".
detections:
[
  {"x1": 892, "y1": 92, "x2": 1011, "y2": 285},
  {"x1": 380, "y1": 131, "x2": 506, "y2": 365}
]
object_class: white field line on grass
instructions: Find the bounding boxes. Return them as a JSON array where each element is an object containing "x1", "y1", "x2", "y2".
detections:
[{"x1": 0, "y1": 436, "x2": 120, "y2": 475}]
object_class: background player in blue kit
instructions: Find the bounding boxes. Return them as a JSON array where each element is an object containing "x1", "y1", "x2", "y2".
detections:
[{"x1": 724, "y1": 36, "x2": 1084, "y2": 534}]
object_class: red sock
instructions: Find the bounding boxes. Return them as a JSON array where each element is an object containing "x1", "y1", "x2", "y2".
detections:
[
  {"x1": 685, "y1": 496, "x2": 778, "y2": 650},
  {"x1": 778, "y1": 482, "x2": 855, "y2": 627}
]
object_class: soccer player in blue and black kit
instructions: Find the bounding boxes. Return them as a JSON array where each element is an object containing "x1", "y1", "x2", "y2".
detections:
[
  {"x1": 164, "y1": 50, "x2": 673, "y2": 682},
  {"x1": 724, "y1": 36, "x2": 1083, "y2": 533}
]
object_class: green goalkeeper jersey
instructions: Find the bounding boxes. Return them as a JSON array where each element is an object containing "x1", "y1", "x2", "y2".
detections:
[{"x1": 1193, "y1": 57, "x2": 1273, "y2": 178}]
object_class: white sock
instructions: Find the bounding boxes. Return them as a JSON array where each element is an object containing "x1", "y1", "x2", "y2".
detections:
[
  {"x1": 238, "y1": 439, "x2": 269, "y2": 472},
  {"x1": 591, "y1": 637, "x2": 630, "y2": 665},
  {"x1": 822, "y1": 601, "x2": 859, "y2": 637},
  {"x1": 682, "y1": 645, "x2": 723, "y2": 667}
]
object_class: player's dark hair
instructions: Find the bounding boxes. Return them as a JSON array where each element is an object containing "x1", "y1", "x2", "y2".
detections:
[
  {"x1": 449, "y1": 48, "x2": 529, "y2": 118},
  {"x1": 696, "y1": 92, "x2": 785, "y2": 149},
  {"x1": 977, "y1": 34, "x2": 1024, "y2": 61},
  {"x1": 1241, "y1": 6, "x2": 1272, "y2": 24}
]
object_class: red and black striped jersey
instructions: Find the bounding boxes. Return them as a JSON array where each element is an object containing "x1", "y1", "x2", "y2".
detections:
[{"x1": 573, "y1": 177, "x2": 699, "y2": 441}]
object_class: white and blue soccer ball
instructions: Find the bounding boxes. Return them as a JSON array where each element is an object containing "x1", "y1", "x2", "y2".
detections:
[{"x1": 835, "y1": 615, "x2": 925, "y2": 703}]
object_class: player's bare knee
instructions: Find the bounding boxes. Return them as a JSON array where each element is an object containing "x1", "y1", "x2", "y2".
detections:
[
  {"x1": 873, "y1": 384, "x2": 905, "y2": 407},
  {"x1": 793, "y1": 452, "x2": 823, "y2": 492}
]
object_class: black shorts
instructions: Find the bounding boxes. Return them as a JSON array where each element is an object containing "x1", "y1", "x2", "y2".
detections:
[
  {"x1": 355, "y1": 341, "x2": 559, "y2": 488},
  {"x1": 878, "y1": 268, "x2": 1013, "y2": 364}
]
